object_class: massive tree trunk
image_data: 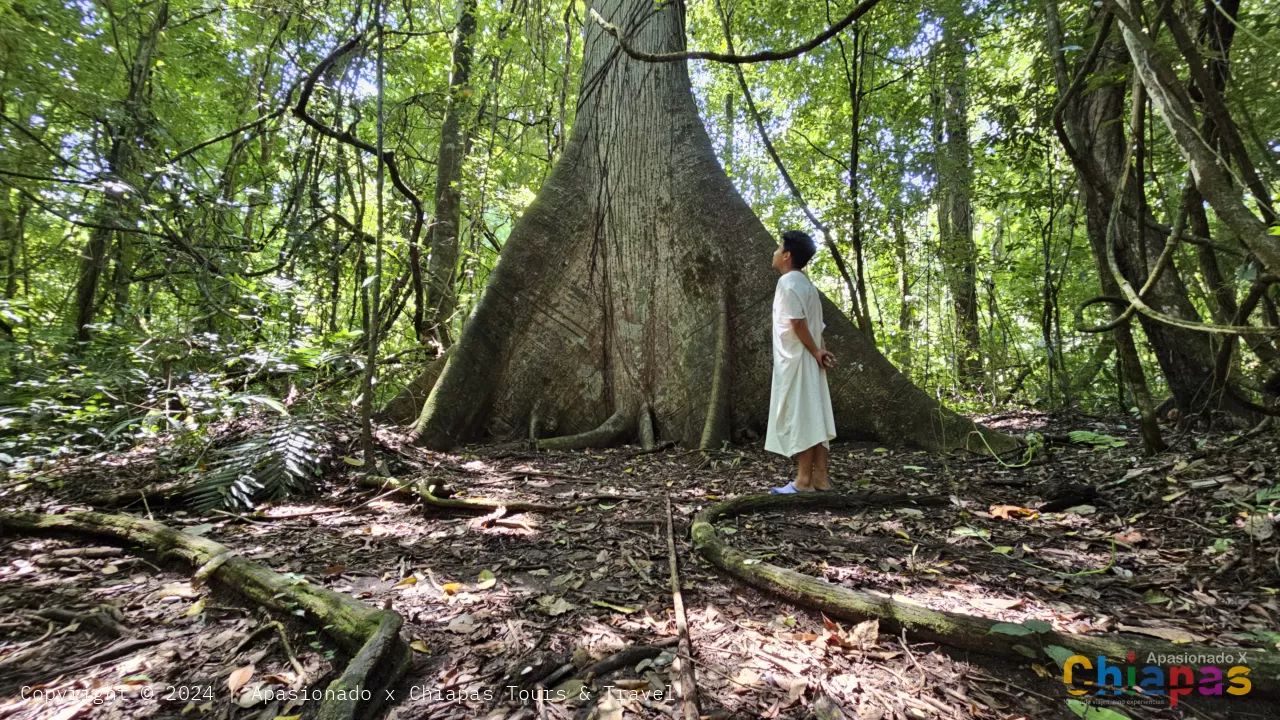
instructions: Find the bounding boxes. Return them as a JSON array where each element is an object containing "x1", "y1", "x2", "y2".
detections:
[
  {"x1": 935, "y1": 12, "x2": 982, "y2": 387},
  {"x1": 423, "y1": 0, "x2": 478, "y2": 348},
  {"x1": 409, "y1": 0, "x2": 1016, "y2": 455}
]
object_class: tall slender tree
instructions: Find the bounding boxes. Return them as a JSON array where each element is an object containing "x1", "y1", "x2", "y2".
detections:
[
  {"x1": 935, "y1": 5, "x2": 982, "y2": 386},
  {"x1": 424, "y1": 0, "x2": 479, "y2": 348}
]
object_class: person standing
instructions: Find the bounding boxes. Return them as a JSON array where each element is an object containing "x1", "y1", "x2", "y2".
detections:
[{"x1": 766, "y1": 231, "x2": 837, "y2": 493}]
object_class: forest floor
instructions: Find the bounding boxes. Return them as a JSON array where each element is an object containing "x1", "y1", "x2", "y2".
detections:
[{"x1": 1, "y1": 410, "x2": 1278, "y2": 720}]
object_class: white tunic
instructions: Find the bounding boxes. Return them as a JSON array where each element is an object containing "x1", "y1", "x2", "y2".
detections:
[{"x1": 765, "y1": 270, "x2": 837, "y2": 457}]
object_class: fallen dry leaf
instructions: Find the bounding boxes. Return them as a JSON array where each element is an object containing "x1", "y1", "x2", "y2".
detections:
[
  {"x1": 969, "y1": 597, "x2": 1024, "y2": 612},
  {"x1": 228, "y1": 664, "x2": 254, "y2": 694},
  {"x1": 445, "y1": 613, "x2": 477, "y2": 634},
  {"x1": 1114, "y1": 530, "x2": 1146, "y2": 544},
  {"x1": 990, "y1": 505, "x2": 1039, "y2": 521},
  {"x1": 850, "y1": 618, "x2": 879, "y2": 649}
]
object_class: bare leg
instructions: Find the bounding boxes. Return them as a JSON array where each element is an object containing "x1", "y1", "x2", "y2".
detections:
[
  {"x1": 811, "y1": 443, "x2": 831, "y2": 490},
  {"x1": 794, "y1": 446, "x2": 816, "y2": 490}
]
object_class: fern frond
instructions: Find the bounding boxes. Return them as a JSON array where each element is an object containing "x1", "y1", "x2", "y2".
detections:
[{"x1": 188, "y1": 420, "x2": 326, "y2": 512}]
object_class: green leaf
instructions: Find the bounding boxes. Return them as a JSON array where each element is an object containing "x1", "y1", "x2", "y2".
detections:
[
  {"x1": 188, "y1": 420, "x2": 325, "y2": 512},
  {"x1": 591, "y1": 599, "x2": 640, "y2": 614},
  {"x1": 235, "y1": 394, "x2": 289, "y2": 416},
  {"x1": 989, "y1": 622, "x2": 1035, "y2": 636},
  {"x1": 1044, "y1": 645, "x2": 1076, "y2": 668},
  {"x1": 1013, "y1": 644, "x2": 1037, "y2": 658},
  {"x1": 1143, "y1": 589, "x2": 1171, "y2": 604},
  {"x1": 1067, "y1": 430, "x2": 1127, "y2": 448},
  {"x1": 1023, "y1": 619, "x2": 1053, "y2": 634}
]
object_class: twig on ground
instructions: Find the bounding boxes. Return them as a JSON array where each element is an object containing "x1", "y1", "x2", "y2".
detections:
[
  {"x1": 899, "y1": 629, "x2": 928, "y2": 693},
  {"x1": 60, "y1": 636, "x2": 168, "y2": 676},
  {"x1": 666, "y1": 495, "x2": 700, "y2": 720},
  {"x1": 231, "y1": 619, "x2": 304, "y2": 680},
  {"x1": 0, "y1": 619, "x2": 55, "y2": 669}
]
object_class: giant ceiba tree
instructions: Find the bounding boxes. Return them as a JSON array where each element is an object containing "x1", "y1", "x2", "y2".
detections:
[{"x1": 407, "y1": 0, "x2": 1018, "y2": 455}]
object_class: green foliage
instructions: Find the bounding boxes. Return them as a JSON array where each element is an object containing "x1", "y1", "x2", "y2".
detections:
[
  {"x1": 988, "y1": 622, "x2": 1035, "y2": 636},
  {"x1": 187, "y1": 418, "x2": 327, "y2": 512},
  {"x1": 1066, "y1": 431, "x2": 1128, "y2": 449},
  {"x1": 2, "y1": 0, "x2": 1278, "y2": 480},
  {"x1": 1066, "y1": 700, "x2": 1132, "y2": 720}
]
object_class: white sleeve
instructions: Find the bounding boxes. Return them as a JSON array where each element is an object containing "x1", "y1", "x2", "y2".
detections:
[{"x1": 777, "y1": 278, "x2": 805, "y2": 321}]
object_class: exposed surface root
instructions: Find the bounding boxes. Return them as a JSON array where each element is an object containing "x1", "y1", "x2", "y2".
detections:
[
  {"x1": 0, "y1": 510, "x2": 410, "y2": 720},
  {"x1": 535, "y1": 407, "x2": 635, "y2": 451},
  {"x1": 699, "y1": 289, "x2": 731, "y2": 451},
  {"x1": 639, "y1": 404, "x2": 656, "y2": 451},
  {"x1": 691, "y1": 492, "x2": 1280, "y2": 694},
  {"x1": 358, "y1": 475, "x2": 568, "y2": 513}
]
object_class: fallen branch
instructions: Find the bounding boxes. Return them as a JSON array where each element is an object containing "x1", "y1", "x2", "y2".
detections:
[
  {"x1": 0, "y1": 511, "x2": 410, "y2": 720},
  {"x1": 34, "y1": 606, "x2": 130, "y2": 639},
  {"x1": 582, "y1": 636, "x2": 679, "y2": 679},
  {"x1": 690, "y1": 492, "x2": 1280, "y2": 694},
  {"x1": 666, "y1": 496, "x2": 700, "y2": 720},
  {"x1": 80, "y1": 480, "x2": 193, "y2": 509}
]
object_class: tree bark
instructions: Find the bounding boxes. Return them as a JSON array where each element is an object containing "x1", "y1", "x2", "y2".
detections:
[
  {"x1": 1, "y1": 186, "x2": 16, "y2": 307},
  {"x1": 378, "y1": 346, "x2": 454, "y2": 425},
  {"x1": 1174, "y1": 0, "x2": 1280, "y2": 370},
  {"x1": 935, "y1": 12, "x2": 982, "y2": 387},
  {"x1": 424, "y1": 0, "x2": 478, "y2": 348},
  {"x1": 892, "y1": 210, "x2": 915, "y2": 372},
  {"x1": 411, "y1": 0, "x2": 1016, "y2": 455},
  {"x1": 839, "y1": 20, "x2": 875, "y2": 343}
]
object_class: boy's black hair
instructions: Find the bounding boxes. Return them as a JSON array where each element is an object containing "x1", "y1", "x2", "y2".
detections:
[{"x1": 781, "y1": 230, "x2": 817, "y2": 269}]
